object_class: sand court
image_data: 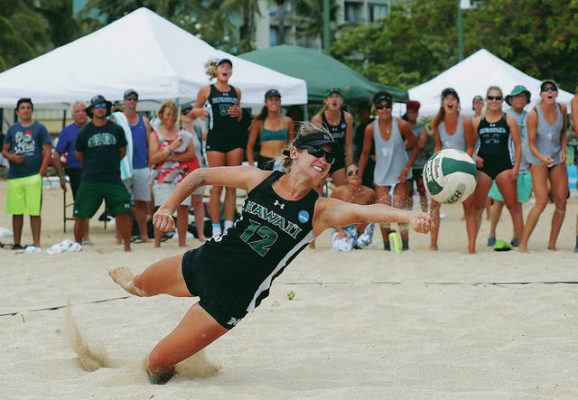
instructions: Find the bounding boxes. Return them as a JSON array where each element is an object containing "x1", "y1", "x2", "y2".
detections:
[{"x1": 1, "y1": 183, "x2": 577, "y2": 398}]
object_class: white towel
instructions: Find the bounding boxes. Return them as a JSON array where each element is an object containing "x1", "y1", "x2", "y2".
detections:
[{"x1": 110, "y1": 112, "x2": 133, "y2": 181}]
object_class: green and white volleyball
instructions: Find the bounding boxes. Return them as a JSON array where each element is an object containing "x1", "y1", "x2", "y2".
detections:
[{"x1": 423, "y1": 149, "x2": 477, "y2": 204}]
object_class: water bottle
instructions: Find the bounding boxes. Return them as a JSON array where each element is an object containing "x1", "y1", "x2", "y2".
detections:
[{"x1": 388, "y1": 231, "x2": 402, "y2": 254}]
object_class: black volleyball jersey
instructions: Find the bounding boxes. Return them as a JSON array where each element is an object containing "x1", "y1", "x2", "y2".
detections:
[
  {"x1": 207, "y1": 84, "x2": 241, "y2": 135},
  {"x1": 477, "y1": 114, "x2": 511, "y2": 160},
  {"x1": 322, "y1": 110, "x2": 347, "y2": 155},
  {"x1": 198, "y1": 171, "x2": 318, "y2": 312}
]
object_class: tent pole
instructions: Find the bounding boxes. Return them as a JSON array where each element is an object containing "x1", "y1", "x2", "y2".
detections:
[
  {"x1": 62, "y1": 109, "x2": 67, "y2": 130},
  {"x1": 303, "y1": 105, "x2": 309, "y2": 121}
]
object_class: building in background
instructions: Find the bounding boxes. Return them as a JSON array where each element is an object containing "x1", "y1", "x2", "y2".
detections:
[{"x1": 256, "y1": 0, "x2": 399, "y2": 50}]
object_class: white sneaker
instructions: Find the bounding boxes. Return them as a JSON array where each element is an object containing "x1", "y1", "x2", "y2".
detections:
[{"x1": 25, "y1": 245, "x2": 42, "y2": 253}]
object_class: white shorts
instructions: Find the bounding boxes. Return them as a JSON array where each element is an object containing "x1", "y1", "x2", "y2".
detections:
[
  {"x1": 124, "y1": 168, "x2": 151, "y2": 202},
  {"x1": 152, "y1": 181, "x2": 191, "y2": 207}
]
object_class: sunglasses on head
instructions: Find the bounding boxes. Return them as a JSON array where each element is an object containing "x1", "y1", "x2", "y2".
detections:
[
  {"x1": 375, "y1": 102, "x2": 392, "y2": 110},
  {"x1": 346, "y1": 169, "x2": 359, "y2": 176},
  {"x1": 541, "y1": 86, "x2": 557, "y2": 92},
  {"x1": 487, "y1": 96, "x2": 503, "y2": 101},
  {"x1": 300, "y1": 146, "x2": 335, "y2": 165},
  {"x1": 94, "y1": 103, "x2": 107, "y2": 109}
]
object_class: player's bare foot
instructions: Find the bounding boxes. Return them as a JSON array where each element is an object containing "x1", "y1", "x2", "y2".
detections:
[{"x1": 108, "y1": 267, "x2": 145, "y2": 296}]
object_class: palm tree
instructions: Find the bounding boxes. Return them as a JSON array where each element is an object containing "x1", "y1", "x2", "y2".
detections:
[
  {"x1": 294, "y1": 0, "x2": 337, "y2": 48},
  {"x1": 0, "y1": 1, "x2": 51, "y2": 71},
  {"x1": 219, "y1": 0, "x2": 261, "y2": 52}
]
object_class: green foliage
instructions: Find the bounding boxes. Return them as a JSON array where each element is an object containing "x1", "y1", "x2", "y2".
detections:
[
  {"x1": 0, "y1": 0, "x2": 52, "y2": 70},
  {"x1": 294, "y1": 0, "x2": 339, "y2": 45},
  {"x1": 332, "y1": 0, "x2": 578, "y2": 91}
]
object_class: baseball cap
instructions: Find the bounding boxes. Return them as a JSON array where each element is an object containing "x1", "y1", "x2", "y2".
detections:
[
  {"x1": 123, "y1": 89, "x2": 138, "y2": 99},
  {"x1": 540, "y1": 79, "x2": 558, "y2": 91},
  {"x1": 373, "y1": 91, "x2": 392, "y2": 105},
  {"x1": 441, "y1": 88, "x2": 460, "y2": 102},
  {"x1": 324, "y1": 87, "x2": 343, "y2": 98},
  {"x1": 217, "y1": 58, "x2": 233, "y2": 67},
  {"x1": 264, "y1": 89, "x2": 282, "y2": 99},
  {"x1": 405, "y1": 100, "x2": 421, "y2": 111}
]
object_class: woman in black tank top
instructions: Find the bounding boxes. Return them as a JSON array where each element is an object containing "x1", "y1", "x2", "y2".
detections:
[
  {"x1": 465, "y1": 86, "x2": 524, "y2": 253},
  {"x1": 311, "y1": 88, "x2": 353, "y2": 186},
  {"x1": 107, "y1": 123, "x2": 432, "y2": 385},
  {"x1": 190, "y1": 59, "x2": 244, "y2": 238}
]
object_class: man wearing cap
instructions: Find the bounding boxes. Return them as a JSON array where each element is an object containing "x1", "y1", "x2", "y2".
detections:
[
  {"x1": 122, "y1": 89, "x2": 152, "y2": 243},
  {"x1": 2, "y1": 98, "x2": 52, "y2": 251},
  {"x1": 73, "y1": 95, "x2": 132, "y2": 251}
]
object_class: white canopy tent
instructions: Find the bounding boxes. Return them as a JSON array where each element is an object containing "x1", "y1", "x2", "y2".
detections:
[
  {"x1": 394, "y1": 49, "x2": 574, "y2": 117},
  {"x1": 0, "y1": 7, "x2": 307, "y2": 110}
]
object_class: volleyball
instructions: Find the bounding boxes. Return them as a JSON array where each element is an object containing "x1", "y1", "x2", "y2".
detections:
[{"x1": 423, "y1": 149, "x2": 477, "y2": 204}]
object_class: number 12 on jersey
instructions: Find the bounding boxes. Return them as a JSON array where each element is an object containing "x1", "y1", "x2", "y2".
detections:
[{"x1": 239, "y1": 219, "x2": 279, "y2": 257}]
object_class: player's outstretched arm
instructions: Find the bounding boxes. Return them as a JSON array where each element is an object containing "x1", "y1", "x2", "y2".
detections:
[
  {"x1": 313, "y1": 197, "x2": 432, "y2": 236},
  {"x1": 154, "y1": 166, "x2": 269, "y2": 232}
]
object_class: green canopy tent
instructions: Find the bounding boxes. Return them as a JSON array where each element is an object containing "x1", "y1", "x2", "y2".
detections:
[{"x1": 239, "y1": 45, "x2": 407, "y2": 104}]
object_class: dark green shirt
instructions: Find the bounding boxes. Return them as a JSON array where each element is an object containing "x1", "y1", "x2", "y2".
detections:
[{"x1": 75, "y1": 120, "x2": 127, "y2": 183}]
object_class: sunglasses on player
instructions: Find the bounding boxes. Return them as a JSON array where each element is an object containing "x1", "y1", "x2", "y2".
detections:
[
  {"x1": 541, "y1": 86, "x2": 558, "y2": 93},
  {"x1": 299, "y1": 146, "x2": 336, "y2": 165},
  {"x1": 375, "y1": 102, "x2": 392, "y2": 110}
]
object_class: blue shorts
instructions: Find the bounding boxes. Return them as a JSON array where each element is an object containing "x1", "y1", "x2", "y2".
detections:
[{"x1": 488, "y1": 171, "x2": 532, "y2": 203}]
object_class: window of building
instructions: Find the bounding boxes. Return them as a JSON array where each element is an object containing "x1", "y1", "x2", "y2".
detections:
[
  {"x1": 344, "y1": 2, "x2": 363, "y2": 23},
  {"x1": 269, "y1": 26, "x2": 291, "y2": 46},
  {"x1": 369, "y1": 3, "x2": 389, "y2": 21}
]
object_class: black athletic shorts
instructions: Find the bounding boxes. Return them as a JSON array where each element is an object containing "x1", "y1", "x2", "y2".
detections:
[
  {"x1": 256, "y1": 154, "x2": 275, "y2": 171},
  {"x1": 181, "y1": 248, "x2": 247, "y2": 329},
  {"x1": 206, "y1": 130, "x2": 244, "y2": 153}
]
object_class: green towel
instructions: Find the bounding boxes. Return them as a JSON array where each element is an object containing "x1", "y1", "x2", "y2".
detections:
[{"x1": 494, "y1": 239, "x2": 512, "y2": 252}]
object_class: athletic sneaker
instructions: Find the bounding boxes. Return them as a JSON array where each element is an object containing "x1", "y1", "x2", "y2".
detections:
[
  {"x1": 25, "y1": 245, "x2": 42, "y2": 253},
  {"x1": 510, "y1": 238, "x2": 520, "y2": 247},
  {"x1": 487, "y1": 236, "x2": 496, "y2": 247}
]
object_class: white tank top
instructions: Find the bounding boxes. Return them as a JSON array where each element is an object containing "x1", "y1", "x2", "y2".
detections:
[{"x1": 373, "y1": 118, "x2": 412, "y2": 186}]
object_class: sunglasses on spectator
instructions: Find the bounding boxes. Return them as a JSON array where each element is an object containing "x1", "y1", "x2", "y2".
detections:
[
  {"x1": 541, "y1": 86, "x2": 557, "y2": 92},
  {"x1": 487, "y1": 96, "x2": 503, "y2": 101},
  {"x1": 375, "y1": 102, "x2": 392, "y2": 110},
  {"x1": 125, "y1": 96, "x2": 138, "y2": 101},
  {"x1": 299, "y1": 146, "x2": 336, "y2": 165},
  {"x1": 94, "y1": 103, "x2": 107, "y2": 109},
  {"x1": 347, "y1": 169, "x2": 359, "y2": 176}
]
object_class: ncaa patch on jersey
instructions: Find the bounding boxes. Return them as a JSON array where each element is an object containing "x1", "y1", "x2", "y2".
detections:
[{"x1": 298, "y1": 210, "x2": 310, "y2": 223}]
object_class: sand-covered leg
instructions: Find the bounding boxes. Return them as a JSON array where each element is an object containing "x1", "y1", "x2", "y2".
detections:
[
  {"x1": 145, "y1": 356, "x2": 175, "y2": 385},
  {"x1": 145, "y1": 303, "x2": 228, "y2": 384},
  {"x1": 108, "y1": 267, "x2": 146, "y2": 297}
]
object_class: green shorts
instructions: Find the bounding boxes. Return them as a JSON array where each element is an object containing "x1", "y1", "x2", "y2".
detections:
[
  {"x1": 73, "y1": 180, "x2": 131, "y2": 219},
  {"x1": 6, "y1": 174, "x2": 43, "y2": 216},
  {"x1": 488, "y1": 171, "x2": 532, "y2": 203}
]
